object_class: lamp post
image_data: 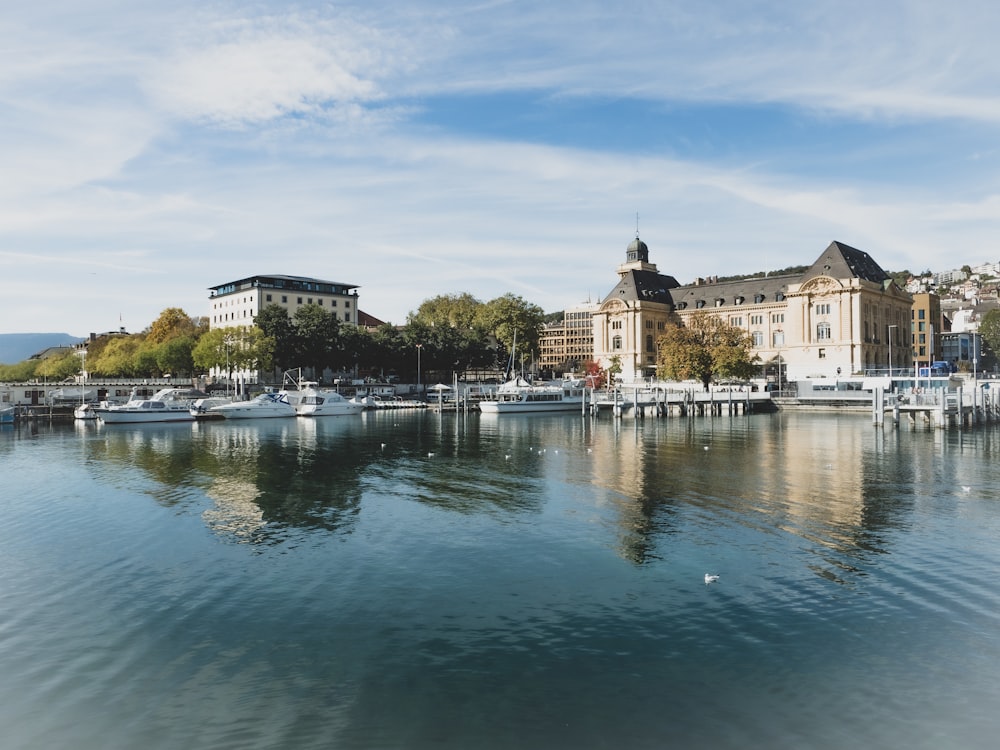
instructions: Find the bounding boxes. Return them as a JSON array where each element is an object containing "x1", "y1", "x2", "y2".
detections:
[
  {"x1": 224, "y1": 334, "x2": 234, "y2": 398},
  {"x1": 888, "y1": 325, "x2": 897, "y2": 377},
  {"x1": 415, "y1": 343, "x2": 423, "y2": 394}
]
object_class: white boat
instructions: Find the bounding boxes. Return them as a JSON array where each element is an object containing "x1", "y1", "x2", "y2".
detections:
[
  {"x1": 74, "y1": 403, "x2": 100, "y2": 420},
  {"x1": 190, "y1": 396, "x2": 235, "y2": 419},
  {"x1": 287, "y1": 381, "x2": 364, "y2": 417},
  {"x1": 95, "y1": 387, "x2": 207, "y2": 424},
  {"x1": 478, "y1": 377, "x2": 587, "y2": 414},
  {"x1": 205, "y1": 392, "x2": 296, "y2": 419},
  {"x1": 0, "y1": 404, "x2": 14, "y2": 424}
]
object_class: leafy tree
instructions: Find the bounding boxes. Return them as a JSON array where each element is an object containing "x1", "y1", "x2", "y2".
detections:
[
  {"x1": 90, "y1": 336, "x2": 144, "y2": 377},
  {"x1": 656, "y1": 312, "x2": 759, "y2": 390},
  {"x1": 475, "y1": 293, "x2": 545, "y2": 359},
  {"x1": 409, "y1": 293, "x2": 483, "y2": 329},
  {"x1": 34, "y1": 351, "x2": 82, "y2": 380},
  {"x1": 255, "y1": 305, "x2": 296, "y2": 371},
  {"x1": 583, "y1": 359, "x2": 605, "y2": 388},
  {"x1": 366, "y1": 323, "x2": 405, "y2": 378},
  {"x1": 155, "y1": 337, "x2": 196, "y2": 377},
  {"x1": 193, "y1": 327, "x2": 273, "y2": 377},
  {"x1": 979, "y1": 310, "x2": 1000, "y2": 370},
  {"x1": 0, "y1": 359, "x2": 39, "y2": 382},
  {"x1": 293, "y1": 304, "x2": 340, "y2": 378},
  {"x1": 146, "y1": 308, "x2": 200, "y2": 344},
  {"x1": 607, "y1": 355, "x2": 623, "y2": 384}
]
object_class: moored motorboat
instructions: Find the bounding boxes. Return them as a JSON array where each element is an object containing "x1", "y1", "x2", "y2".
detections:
[
  {"x1": 287, "y1": 381, "x2": 364, "y2": 417},
  {"x1": 205, "y1": 392, "x2": 296, "y2": 419},
  {"x1": 190, "y1": 396, "x2": 235, "y2": 419},
  {"x1": 95, "y1": 387, "x2": 207, "y2": 423}
]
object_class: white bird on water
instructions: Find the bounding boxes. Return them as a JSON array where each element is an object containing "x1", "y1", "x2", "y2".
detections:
[
  {"x1": 704, "y1": 573, "x2": 720, "y2": 585},
  {"x1": 961, "y1": 485, "x2": 972, "y2": 493}
]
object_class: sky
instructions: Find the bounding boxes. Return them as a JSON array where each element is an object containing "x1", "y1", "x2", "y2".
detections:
[{"x1": 2, "y1": 0, "x2": 1000, "y2": 336}]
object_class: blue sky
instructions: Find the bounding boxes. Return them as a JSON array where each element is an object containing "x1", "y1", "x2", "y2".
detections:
[{"x1": 2, "y1": 0, "x2": 999, "y2": 335}]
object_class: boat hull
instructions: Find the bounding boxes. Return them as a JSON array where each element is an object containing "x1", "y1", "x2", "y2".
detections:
[
  {"x1": 210, "y1": 404, "x2": 296, "y2": 419},
  {"x1": 478, "y1": 400, "x2": 584, "y2": 414},
  {"x1": 96, "y1": 409, "x2": 195, "y2": 424}
]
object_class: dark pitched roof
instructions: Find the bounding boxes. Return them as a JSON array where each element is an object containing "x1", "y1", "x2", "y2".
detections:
[
  {"x1": 671, "y1": 274, "x2": 796, "y2": 311},
  {"x1": 602, "y1": 269, "x2": 681, "y2": 305},
  {"x1": 800, "y1": 241, "x2": 889, "y2": 284}
]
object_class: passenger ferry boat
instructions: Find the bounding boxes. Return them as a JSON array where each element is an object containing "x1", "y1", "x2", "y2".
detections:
[{"x1": 478, "y1": 377, "x2": 586, "y2": 414}]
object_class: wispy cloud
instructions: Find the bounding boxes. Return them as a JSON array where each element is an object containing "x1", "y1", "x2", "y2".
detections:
[{"x1": 1, "y1": 0, "x2": 999, "y2": 334}]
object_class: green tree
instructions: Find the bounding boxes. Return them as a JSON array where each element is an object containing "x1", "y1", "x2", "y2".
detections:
[
  {"x1": 155, "y1": 337, "x2": 196, "y2": 377},
  {"x1": 193, "y1": 327, "x2": 273, "y2": 377},
  {"x1": 34, "y1": 351, "x2": 83, "y2": 380},
  {"x1": 409, "y1": 293, "x2": 483, "y2": 329},
  {"x1": 90, "y1": 336, "x2": 143, "y2": 377},
  {"x1": 474, "y1": 293, "x2": 545, "y2": 360},
  {"x1": 293, "y1": 305, "x2": 340, "y2": 378},
  {"x1": 978, "y1": 310, "x2": 1000, "y2": 371},
  {"x1": 255, "y1": 305, "x2": 296, "y2": 372},
  {"x1": 656, "y1": 312, "x2": 759, "y2": 390},
  {"x1": 0, "y1": 359, "x2": 39, "y2": 382}
]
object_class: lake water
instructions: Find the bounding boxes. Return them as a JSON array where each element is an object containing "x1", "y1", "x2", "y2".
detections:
[{"x1": 1, "y1": 410, "x2": 999, "y2": 749}]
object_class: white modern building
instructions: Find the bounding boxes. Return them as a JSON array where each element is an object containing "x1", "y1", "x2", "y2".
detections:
[{"x1": 209, "y1": 274, "x2": 359, "y2": 330}]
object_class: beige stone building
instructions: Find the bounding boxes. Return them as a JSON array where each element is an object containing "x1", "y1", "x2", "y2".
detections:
[{"x1": 592, "y1": 237, "x2": 913, "y2": 382}]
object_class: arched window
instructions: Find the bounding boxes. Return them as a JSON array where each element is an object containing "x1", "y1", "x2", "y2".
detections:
[{"x1": 612, "y1": 335, "x2": 622, "y2": 351}]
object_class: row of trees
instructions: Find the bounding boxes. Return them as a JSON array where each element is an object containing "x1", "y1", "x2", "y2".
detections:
[{"x1": 0, "y1": 293, "x2": 549, "y2": 384}]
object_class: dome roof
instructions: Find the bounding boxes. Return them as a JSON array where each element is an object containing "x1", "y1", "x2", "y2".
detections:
[
  {"x1": 627, "y1": 236, "x2": 648, "y2": 255},
  {"x1": 626, "y1": 235, "x2": 650, "y2": 263}
]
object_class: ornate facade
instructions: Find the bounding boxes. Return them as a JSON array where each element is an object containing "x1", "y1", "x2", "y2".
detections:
[{"x1": 592, "y1": 237, "x2": 913, "y2": 382}]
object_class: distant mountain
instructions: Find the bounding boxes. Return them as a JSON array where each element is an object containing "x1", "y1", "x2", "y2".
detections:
[{"x1": 0, "y1": 333, "x2": 83, "y2": 364}]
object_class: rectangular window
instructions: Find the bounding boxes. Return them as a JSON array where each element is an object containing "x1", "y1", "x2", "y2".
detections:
[
  {"x1": 750, "y1": 315, "x2": 763, "y2": 325},
  {"x1": 345, "y1": 301, "x2": 351, "y2": 308},
  {"x1": 281, "y1": 295, "x2": 287, "y2": 303},
  {"x1": 645, "y1": 320, "x2": 653, "y2": 329},
  {"x1": 918, "y1": 309, "x2": 926, "y2": 320},
  {"x1": 297, "y1": 297, "x2": 303, "y2": 304},
  {"x1": 818, "y1": 348, "x2": 826, "y2": 359},
  {"x1": 266, "y1": 294, "x2": 272, "y2": 302},
  {"x1": 771, "y1": 314, "x2": 784, "y2": 324},
  {"x1": 816, "y1": 303, "x2": 831, "y2": 315},
  {"x1": 772, "y1": 331, "x2": 785, "y2": 347},
  {"x1": 752, "y1": 331, "x2": 764, "y2": 347},
  {"x1": 729, "y1": 317, "x2": 743, "y2": 326},
  {"x1": 331, "y1": 300, "x2": 337, "y2": 307}
]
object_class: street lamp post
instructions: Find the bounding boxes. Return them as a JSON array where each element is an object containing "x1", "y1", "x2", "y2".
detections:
[
  {"x1": 888, "y1": 325, "x2": 897, "y2": 377},
  {"x1": 224, "y1": 335, "x2": 234, "y2": 398},
  {"x1": 415, "y1": 343, "x2": 423, "y2": 394}
]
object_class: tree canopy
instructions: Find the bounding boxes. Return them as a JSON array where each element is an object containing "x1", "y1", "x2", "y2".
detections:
[{"x1": 656, "y1": 312, "x2": 759, "y2": 389}]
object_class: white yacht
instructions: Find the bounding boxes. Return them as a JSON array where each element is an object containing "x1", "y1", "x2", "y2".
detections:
[
  {"x1": 478, "y1": 377, "x2": 587, "y2": 414},
  {"x1": 95, "y1": 387, "x2": 207, "y2": 424},
  {"x1": 205, "y1": 392, "x2": 297, "y2": 419},
  {"x1": 287, "y1": 382, "x2": 364, "y2": 417}
]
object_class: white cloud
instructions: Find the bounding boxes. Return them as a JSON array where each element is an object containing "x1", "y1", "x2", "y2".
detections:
[{"x1": 148, "y1": 18, "x2": 386, "y2": 126}]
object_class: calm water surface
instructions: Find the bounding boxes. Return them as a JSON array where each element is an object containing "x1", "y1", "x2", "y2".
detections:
[{"x1": 1, "y1": 411, "x2": 999, "y2": 749}]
